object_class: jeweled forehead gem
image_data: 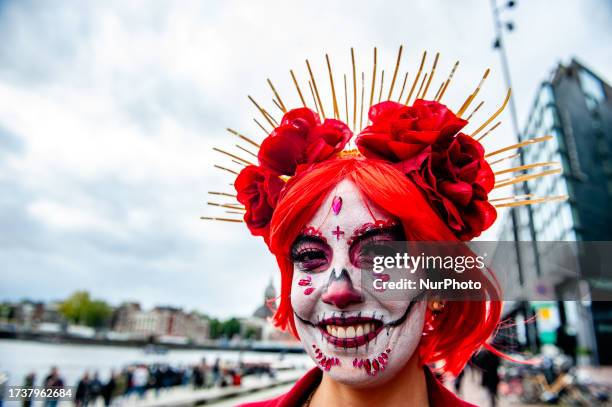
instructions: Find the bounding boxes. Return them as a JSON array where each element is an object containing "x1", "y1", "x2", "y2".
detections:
[{"x1": 332, "y1": 196, "x2": 343, "y2": 215}]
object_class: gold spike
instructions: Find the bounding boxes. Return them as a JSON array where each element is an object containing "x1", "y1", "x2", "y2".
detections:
[
  {"x1": 213, "y1": 147, "x2": 255, "y2": 166},
  {"x1": 351, "y1": 47, "x2": 357, "y2": 131},
  {"x1": 387, "y1": 45, "x2": 404, "y2": 100},
  {"x1": 488, "y1": 153, "x2": 519, "y2": 166},
  {"x1": 235, "y1": 144, "x2": 258, "y2": 158},
  {"x1": 225, "y1": 210, "x2": 245, "y2": 215},
  {"x1": 397, "y1": 72, "x2": 409, "y2": 102},
  {"x1": 227, "y1": 128, "x2": 260, "y2": 148},
  {"x1": 493, "y1": 168, "x2": 562, "y2": 189},
  {"x1": 416, "y1": 72, "x2": 428, "y2": 100},
  {"x1": 421, "y1": 52, "x2": 439, "y2": 99},
  {"x1": 457, "y1": 68, "x2": 490, "y2": 117},
  {"x1": 267, "y1": 79, "x2": 287, "y2": 113},
  {"x1": 289, "y1": 69, "x2": 307, "y2": 107},
  {"x1": 437, "y1": 60, "x2": 459, "y2": 102},
  {"x1": 325, "y1": 54, "x2": 340, "y2": 120},
  {"x1": 489, "y1": 194, "x2": 534, "y2": 203},
  {"x1": 208, "y1": 191, "x2": 237, "y2": 198},
  {"x1": 485, "y1": 135, "x2": 553, "y2": 158},
  {"x1": 231, "y1": 159, "x2": 246, "y2": 167},
  {"x1": 494, "y1": 195, "x2": 568, "y2": 208},
  {"x1": 200, "y1": 216, "x2": 243, "y2": 223},
  {"x1": 359, "y1": 71, "x2": 365, "y2": 131},
  {"x1": 214, "y1": 164, "x2": 239, "y2": 175},
  {"x1": 308, "y1": 81, "x2": 321, "y2": 118},
  {"x1": 253, "y1": 118, "x2": 269, "y2": 135},
  {"x1": 433, "y1": 81, "x2": 445, "y2": 101},
  {"x1": 378, "y1": 70, "x2": 385, "y2": 103},
  {"x1": 476, "y1": 121, "x2": 502, "y2": 141},
  {"x1": 248, "y1": 95, "x2": 278, "y2": 128},
  {"x1": 272, "y1": 98, "x2": 284, "y2": 113},
  {"x1": 405, "y1": 51, "x2": 427, "y2": 105},
  {"x1": 306, "y1": 59, "x2": 326, "y2": 119},
  {"x1": 369, "y1": 47, "x2": 378, "y2": 109},
  {"x1": 494, "y1": 161, "x2": 559, "y2": 176},
  {"x1": 207, "y1": 202, "x2": 245, "y2": 210},
  {"x1": 465, "y1": 101, "x2": 485, "y2": 122},
  {"x1": 344, "y1": 74, "x2": 349, "y2": 125},
  {"x1": 471, "y1": 89, "x2": 512, "y2": 137}
]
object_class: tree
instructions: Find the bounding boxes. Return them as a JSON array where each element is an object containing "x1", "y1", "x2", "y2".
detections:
[
  {"x1": 222, "y1": 318, "x2": 241, "y2": 339},
  {"x1": 208, "y1": 318, "x2": 222, "y2": 339},
  {"x1": 59, "y1": 291, "x2": 112, "y2": 329}
]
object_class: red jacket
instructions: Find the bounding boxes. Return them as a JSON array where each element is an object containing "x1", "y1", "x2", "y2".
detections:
[{"x1": 239, "y1": 366, "x2": 475, "y2": 407}]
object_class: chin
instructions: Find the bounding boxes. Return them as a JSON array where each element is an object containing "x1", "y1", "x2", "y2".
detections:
[{"x1": 295, "y1": 301, "x2": 427, "y2": 388}]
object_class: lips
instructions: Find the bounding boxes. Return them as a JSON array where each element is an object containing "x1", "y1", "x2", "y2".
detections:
[{"x1": 318, "y1": 316, "x2": 383, "y2": 348}]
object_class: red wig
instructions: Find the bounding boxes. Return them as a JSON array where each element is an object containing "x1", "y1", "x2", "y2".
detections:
[{"x1": 268, "y1": 156, "x2": 502, "y2": 375}]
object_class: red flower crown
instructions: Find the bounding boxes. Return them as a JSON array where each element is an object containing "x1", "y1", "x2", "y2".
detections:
[{"x1": 235, "y1": 99, "x2": 496, "y2": 243}]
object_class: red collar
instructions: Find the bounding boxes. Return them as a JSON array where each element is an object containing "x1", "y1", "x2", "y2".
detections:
[{"x1": 239, "y1": 366, "x2": 475, "y2": 407}]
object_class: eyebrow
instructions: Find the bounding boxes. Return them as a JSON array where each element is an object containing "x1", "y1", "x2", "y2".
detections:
[{"x1": 348, "y1": 224, "x2": 404, "y2": 247}]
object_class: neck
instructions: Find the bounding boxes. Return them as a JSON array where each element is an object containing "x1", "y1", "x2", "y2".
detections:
[{"x1": 310, "y1": 354, "x2": 429, "y2": 407}]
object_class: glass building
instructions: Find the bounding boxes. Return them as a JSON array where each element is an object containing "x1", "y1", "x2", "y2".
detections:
[{"x1": 498, "y1": 59, "x2": 612, "y2": 364}]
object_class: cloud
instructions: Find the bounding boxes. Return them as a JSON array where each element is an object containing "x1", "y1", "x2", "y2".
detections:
[{"x1": 0, "y1": 0, "x2": 610, "y2": 317}]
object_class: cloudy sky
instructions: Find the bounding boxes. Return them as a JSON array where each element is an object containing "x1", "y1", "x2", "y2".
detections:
[{"x1": 0, "y1": 0, "x2": 610, "y2": 318}]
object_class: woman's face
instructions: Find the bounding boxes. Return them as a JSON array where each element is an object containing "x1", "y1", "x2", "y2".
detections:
[{"x1": 290, "y1": 179, "x2": 426, "y2": 387}]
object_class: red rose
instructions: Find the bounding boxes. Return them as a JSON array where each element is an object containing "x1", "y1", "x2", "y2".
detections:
[
  {"x1": 234, "y1": 165, "x2": 285, "y2": 241},
  {"x1": 258, "y1": 108, "x2": 352, "y2": 175},
  {"x1": 356, "y1": 99, "x2": 468, "y2": 162},
  {"x1": 407, "y1": 133, "x2": 497, "y2": 240}
]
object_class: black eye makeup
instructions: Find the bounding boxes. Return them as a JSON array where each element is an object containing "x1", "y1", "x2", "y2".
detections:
[
  {"x1": 349, "y1": 225, "x2": 404, "y2": 269},
  {"x1": 290, "y1": 236, "x2": 332, "y2": 273}
]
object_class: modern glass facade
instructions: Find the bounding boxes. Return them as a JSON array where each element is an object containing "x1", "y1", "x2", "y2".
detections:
[{"x1": 498, "y1": 59, "x2": 612, "y2": 364}]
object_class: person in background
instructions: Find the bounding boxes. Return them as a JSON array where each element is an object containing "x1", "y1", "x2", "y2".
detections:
[
  {"x1": 75, "y1": 372, "x2": 91, "y2": 407},
  {"x1": 0, "y1": 370, "x2": 8, "y2": 407},
  {"x1": 192, "y1": 364, "x2": 204, "y2": 389},
  {"x1": 476, "y1": 350, "x2": 501, "y2": 407},
  {"x1": 212, "y1": 358, "x2": 220, "y2": 386},
  {"x1": 43, "y1": 367, "x2": 63, "y2": 407},
  {"x1": 89, "y1": 372, "x2": 102, "y2": 405},
  {"x1": 132, "y1": 364, "x2": 149, "y2": 398},
  {"x1": 102, "y1": 370, "x2": 117, "y2": 406},
  {"x1": 112, "y1": 369, "x2": 127, "y2": 402},
  {"x1": 231, "y1": 369, "x2": 242, "y2": 387},
  {"x1": 22, "y1": 372, "x2": 35, "y2": 407}
]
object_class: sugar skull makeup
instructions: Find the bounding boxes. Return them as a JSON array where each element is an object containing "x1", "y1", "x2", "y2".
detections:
[{"x1": 290, "y1": 179, "x2": 427, "y2": 387}]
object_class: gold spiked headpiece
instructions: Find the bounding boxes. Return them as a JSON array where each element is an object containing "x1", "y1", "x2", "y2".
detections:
[{"x1": 203, "y1": 46, "x2": 567, "y2": 242}]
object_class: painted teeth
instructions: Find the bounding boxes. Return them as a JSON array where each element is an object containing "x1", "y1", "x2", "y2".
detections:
[{"x1": 324, "y1": 323, "x2": 377, "y2": 338}]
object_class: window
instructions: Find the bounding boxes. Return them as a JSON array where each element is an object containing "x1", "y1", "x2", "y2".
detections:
[{"x1": 578, "y1": 68, "x2": 606, "y2": 110}]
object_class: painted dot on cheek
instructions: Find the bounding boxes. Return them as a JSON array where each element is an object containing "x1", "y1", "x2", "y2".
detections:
[
  {"x1": 303, "y1": 287, "x2": 315, "y2": 295},
  {"x1": 298, "y1": 276, "x2": 312, "y2": 286}
]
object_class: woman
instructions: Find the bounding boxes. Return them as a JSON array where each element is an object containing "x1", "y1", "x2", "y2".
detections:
[{"x1": 206, "y1": 49, "x2": 560, "y2": 406}]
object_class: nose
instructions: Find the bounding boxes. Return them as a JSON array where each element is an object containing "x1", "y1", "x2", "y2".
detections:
[{"x1": 321, "y1": 269, "x2": 363, "y2": 309}]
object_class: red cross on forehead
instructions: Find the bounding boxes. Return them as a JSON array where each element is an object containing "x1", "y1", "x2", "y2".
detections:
[{"x1": 332, "y1": 225, "x2": 344, "y2": 240}]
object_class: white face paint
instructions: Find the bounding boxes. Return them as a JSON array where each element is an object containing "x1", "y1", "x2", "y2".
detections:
[{"x1": 290, "y1": 179, "x2": 426, "y2": 388}]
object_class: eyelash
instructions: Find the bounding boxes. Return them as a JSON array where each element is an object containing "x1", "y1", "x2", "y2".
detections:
[{"x1": 291, "y1": 243, "x2": 331, "y2": 273}]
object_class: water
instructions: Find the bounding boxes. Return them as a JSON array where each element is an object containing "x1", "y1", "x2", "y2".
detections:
[{"x1": 0, "y1": 339, "x2": 310, "y2": 387}]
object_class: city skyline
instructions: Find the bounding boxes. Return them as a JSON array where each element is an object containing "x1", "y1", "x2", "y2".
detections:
[{"x1": 0, "y1": 0, "x2": 611, "y2": 318}]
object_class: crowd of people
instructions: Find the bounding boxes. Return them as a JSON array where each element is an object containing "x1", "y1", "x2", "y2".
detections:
[{"x1": 17, "y1": 357, "x2": 276, "y2": 407}]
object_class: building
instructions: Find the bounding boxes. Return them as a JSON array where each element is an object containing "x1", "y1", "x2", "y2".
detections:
[
  {"x1": 498, "y1": 59, "x2": 612, "y2": 364},
  {"x1": 243, "y1": 278, "x2": 296, "y2": 343},
  {"x1": 112, "y1": 303, "x2": 209, "y2": 343}
]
